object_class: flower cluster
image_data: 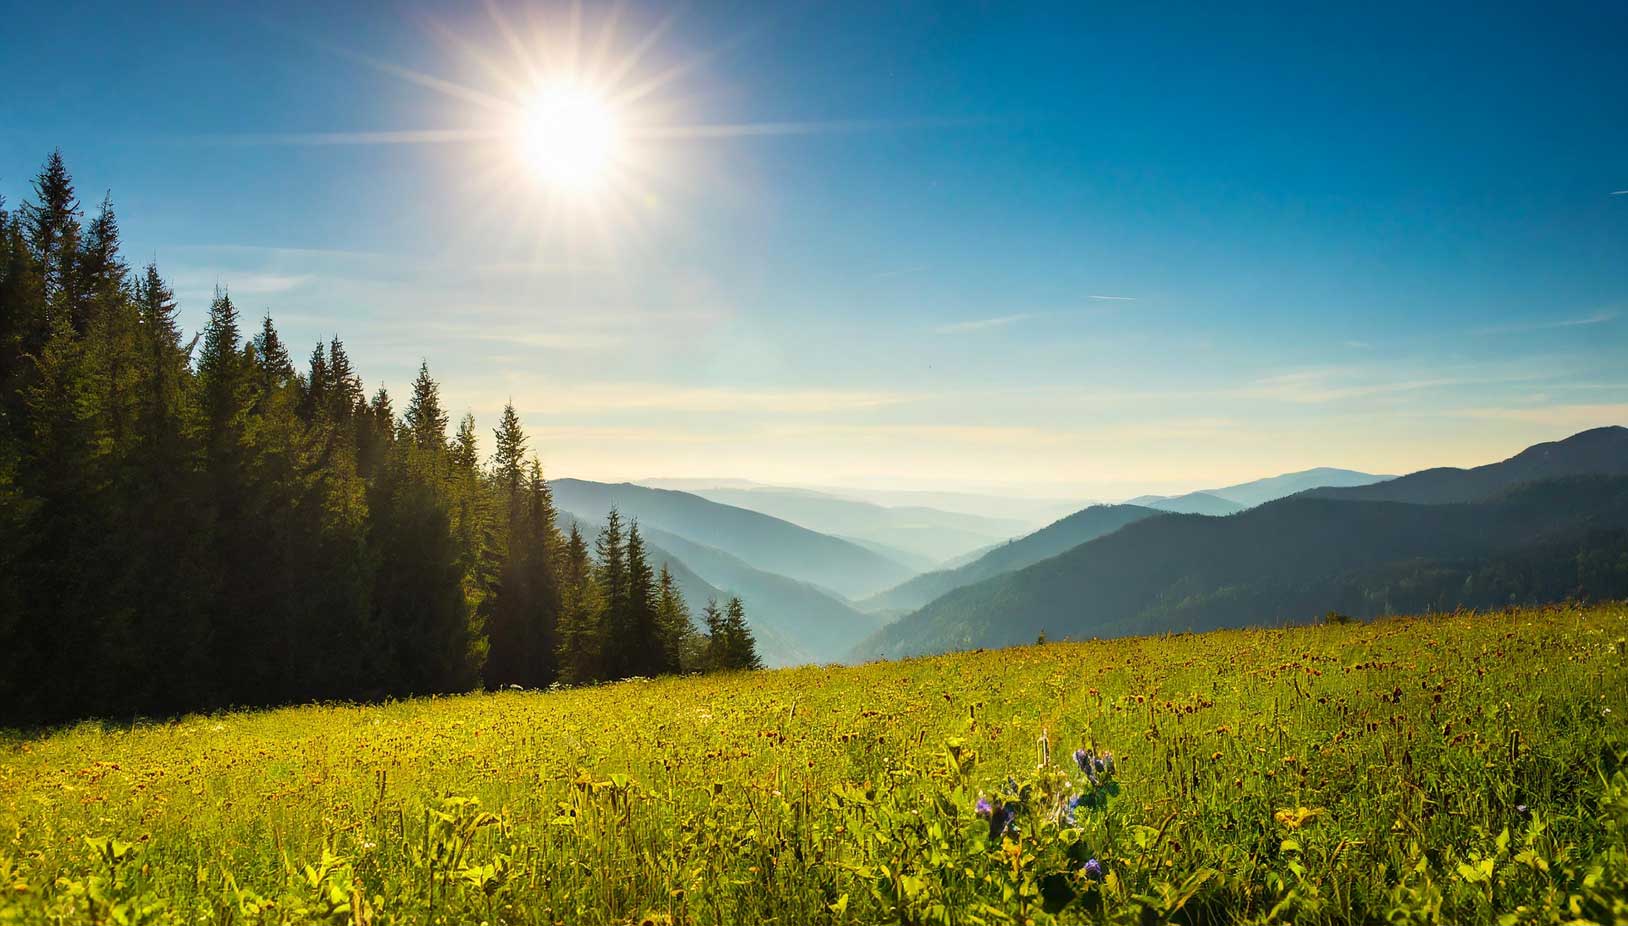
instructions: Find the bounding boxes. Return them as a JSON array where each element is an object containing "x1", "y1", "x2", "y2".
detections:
[
  {"x1": 975, "y1": 788, "x2": 1022, "y2": 841},
  {"x1": 1073, "y1": 747, "x2": 1116, "y2": 784},
  {"x1": 1065, "y1": 746, "x2": 1120, "y2": 820}
]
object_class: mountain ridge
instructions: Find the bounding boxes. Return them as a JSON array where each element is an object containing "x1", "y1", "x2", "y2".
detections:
[{"x1": 550, "y1": 479, "x2": 916, "y2": 600}]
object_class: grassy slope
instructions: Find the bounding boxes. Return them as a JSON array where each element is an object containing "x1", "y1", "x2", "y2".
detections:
[{"x1": 2, "y1": 604, "x2": 1626, "y2": 924}]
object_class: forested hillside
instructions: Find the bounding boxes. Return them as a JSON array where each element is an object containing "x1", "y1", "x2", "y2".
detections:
[
  {"x1": 0, "y1": 152, "x2": 760, "y2": 725},
  {"x1": 860, "y1": 474, "x2": 1628, "y2": 659},
  {"x1": 859, "y1": 504, "x2": 1161, "y2": 613},
  {"x1": 1302, "y1": 426, "x2": 1628, "y2": 503}
]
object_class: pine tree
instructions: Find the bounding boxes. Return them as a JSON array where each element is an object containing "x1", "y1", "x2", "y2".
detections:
[
  {"x1": 325, "y1": 336, "x2": 363, "y2": 419},
  {"x1": 655, "y1": 563, "x2": 695, "y2": 673},
  {"x1": 0, "y1": 198, "x2": 47, "y2": 426},
  {"x1": 701, "y1": 599, "x2": 726, "y2": 672},
  {"x1": 618, "y1": 522, "x2": 663, "y2": 678},
  {"x1": 78, "y1": 193, "x2": 127, "y2": 336},
  {"x1": 196, "y1": 288, "x2": 249, "y2": 458},
  {"x1": 253, "y1": 312, "x2": 294, "y2": 392},
  {"x1": 481, "y1": 408, "x2": 563, "y2": 688},
  {"x1": 492, "y1": 401, "x2": 527, "y2": 496},
  {"x1": 594, "y1": 508, "x2": 628, "y2": 676},
  {"x1": 555, "y1": 522, "x2": 604, "y2": 684},
  {"x1": 298, "y1": 342, "x2": 328, "y2": 420},
  {"x1": 450, "y1": 412, "x2": 479, "y2": 471},
  {"x1": 403, "y1": 361, "x2": 449, "y2": 452},
  {"x1": 21, "y1": 150, "x2": 81, "y2": 309},
  {"x1": 722, "y1": 597, "x2": 762, "y2": 671}
]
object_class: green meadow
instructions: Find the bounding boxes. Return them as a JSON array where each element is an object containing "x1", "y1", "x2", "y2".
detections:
[{"x1": 3, "y1": 603, "x2": 1626, "y2": 925}]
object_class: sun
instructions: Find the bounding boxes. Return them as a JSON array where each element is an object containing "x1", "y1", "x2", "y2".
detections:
[{"x1": 515, "y1": 82, "x2": 620, "y2": 193}]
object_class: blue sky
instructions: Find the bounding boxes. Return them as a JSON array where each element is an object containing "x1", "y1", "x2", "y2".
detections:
[{"x1": 2, "y1": 1, "x2": 1625, "y2": 498}]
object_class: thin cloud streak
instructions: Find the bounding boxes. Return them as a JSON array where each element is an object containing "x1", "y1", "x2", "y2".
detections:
[
  {"x1": 1087, "y1": 294, "x2": 1137, "y2": 301},
  {"x1": 935, "y1": 313, "x2": 1035, "y2": 334},
  {"x1": 1473, "y1": 311, "x2": 1618, "y2": 335},
  {"x1": 497, "y1": 381, "x2": 920, "y2": 415}
]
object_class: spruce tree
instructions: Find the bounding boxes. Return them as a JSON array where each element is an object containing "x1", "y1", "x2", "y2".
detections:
[
  {"x1": 701, "y1": 599, "x2": 726, "y2": 672},
  {"x1": 253, "y1": 313, "x2": 294, "y2": 392},
  {"x1": 21, "y1": 150, "x2": 81, "y2": 308},
  {"x1": 403, "y1": 361, "x2": 449, "y2": 452},
  {"x1": 492, "y1": 401, "x2": 527, "y2": 497},
  {"x1": 655, "y1": 563, "x2": 695, "y2": 673},
  {"x1": 299, "y1": 342, "x2": 328, "y2": 420},
  {"x1": 722, "y1": 597, "x2": 762, "y2": 670},
  {"x1": 594, "y1": 508, "x2": 628, "y2": 676},
  {"x1": 325, "y1": 336, "x2": 363, "y2": 419},
  {"x1": 77, "y1": 193, "x2": 127, "y2": 337},
  {"x1": 450, "y1": 412, "x2": 479, "y2": 471},
  {"x1": 555, "y1": 522, "x2": 604, "y2": 684},
  {"x1": 619, "y1": 522, "x2": 663, "y2": 677}
]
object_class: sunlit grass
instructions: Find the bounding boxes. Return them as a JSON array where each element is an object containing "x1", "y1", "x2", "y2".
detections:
[{"x1": 2, "y1": 604, "x2": 1625, "y2": 923}]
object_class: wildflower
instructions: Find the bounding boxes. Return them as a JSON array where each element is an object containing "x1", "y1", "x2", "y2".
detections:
[
  {"x1": 975, "y1": 796, "x2": 993, "y2": 818},
  {"x1": 1074, "y1": 747, "x2": 1092, "y2": 773},
  {"x1": 1274, "y1": 806, "x2": 1321, "y2": 829},
  {"x1": 988, "y1": 802, "x2": 1018, "y2": 842},
  {"x1": 1516, "y1": 803, "x2": 1530, "y2": 815},
  {"x1": 1082, "y1": 858, "x2": 1103, "y2": 880}
]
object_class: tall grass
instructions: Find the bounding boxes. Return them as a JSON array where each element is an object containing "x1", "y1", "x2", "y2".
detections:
[{"x1": 3, "y1": 603, "x2": 1625, "y2": 923}]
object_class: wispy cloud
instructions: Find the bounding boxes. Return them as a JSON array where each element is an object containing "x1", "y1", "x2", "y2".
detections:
[
  {"x1": 1087, "y1": 294, "x2": 1137, "y2": 302},
  {"x1": 1473, "y1": 311, "x2": 1617, "y2": 335},
  {"x1": 935, "y1": 313, "x2": 1035, "y2": 334},
  {"x1": 1453, "y1": 403, "x2": 1628, "y2": 426},
  {"x1": 170, "y1": 270, "x2": 312, "y2": 295},
  {"x1": 493, "y1": 380, "x2": 918, "y2": 415},
  {"x1": 1237, "y1": 365, "x2": 1547, "y2": 404},
  {"x1": 1613, "y1": 190, "x2": 1628, "y2": 196}
]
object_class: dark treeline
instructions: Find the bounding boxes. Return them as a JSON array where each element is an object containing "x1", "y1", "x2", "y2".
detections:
[{"x1": 0, "y1": 152, "x2": 758, "y2": 726}]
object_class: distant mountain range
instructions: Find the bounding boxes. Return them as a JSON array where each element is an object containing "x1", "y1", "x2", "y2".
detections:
[
  {"x1": 1126, "y1": 492, "x2": 1244, "y2": 516},
  {"x1": 1127, "y1": 467, "x2": 1392, "y2": 513},
  {"x1": 856, "y1": 427, "x2": 1628, "y2": 660},
  {"x1": 649, "y1": 484, "x2": 1028, "y2": 566},
  {"x1": 1302, "y1": 428, "x2": 1625, "y2": 504},
  {"x1": 550, "y1": 479, "x2": 915, "y2": 600},
  {"x1": 641, "y1": 478, "x2": 1083, "y2": 529},
  {"x1": 857, "y1": 504, "x2": 1163, "y2": 614}
]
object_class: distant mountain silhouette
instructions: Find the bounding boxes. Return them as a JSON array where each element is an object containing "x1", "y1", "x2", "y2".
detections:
[
  {"x1": 857, "y1": 504, "x2": 1162, "y2": 614},
  {"x1": 550, "y1": 479, "x2": 916, "y2": 599},
  {"x1": 1303, "y1": 426, "x2": 1628, "y2": 504},
  {"x1": 1206, "y1": 467, "x2": 1393, "y2": 507},
  {"x1": 1127, "y1": 468, "x2": 1392, "y2": 512},
  {"x1": 1141, "y1": 492, "x2": 1245, "y2": 516},
  {"x1": 640, "y1": 484, "x2": 1026, "y2": 565},
  {"x1": 858, "y1": 469, "x2": 1628, "y2": 660}
]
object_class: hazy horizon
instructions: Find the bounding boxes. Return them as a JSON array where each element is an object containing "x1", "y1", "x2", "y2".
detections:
[{"x1": 4, "y1": 0, "x2": 1624, "y2": 497}]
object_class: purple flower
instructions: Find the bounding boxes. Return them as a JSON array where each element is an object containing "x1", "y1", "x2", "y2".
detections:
[
  {"x1": 1083, "y1": 858, "x2": 1103, "y2": 880},
  {"x1": 1074, "y1": 748, "x2": 1093, "y2": 774},
  {"x1": 1516, "y1": 803, "x2": 1530, "y2": 815},
  {"x1": 975, "y1": 796, "x2": 993, "y2": 818},
  {"x1": 988, "y1": 802, "x2": 1017, "y2": 842}
]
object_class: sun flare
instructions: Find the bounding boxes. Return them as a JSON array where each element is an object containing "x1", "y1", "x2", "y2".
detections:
[{"x1": 516, "y1": 82, "x2": 620, "y2": 193}]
